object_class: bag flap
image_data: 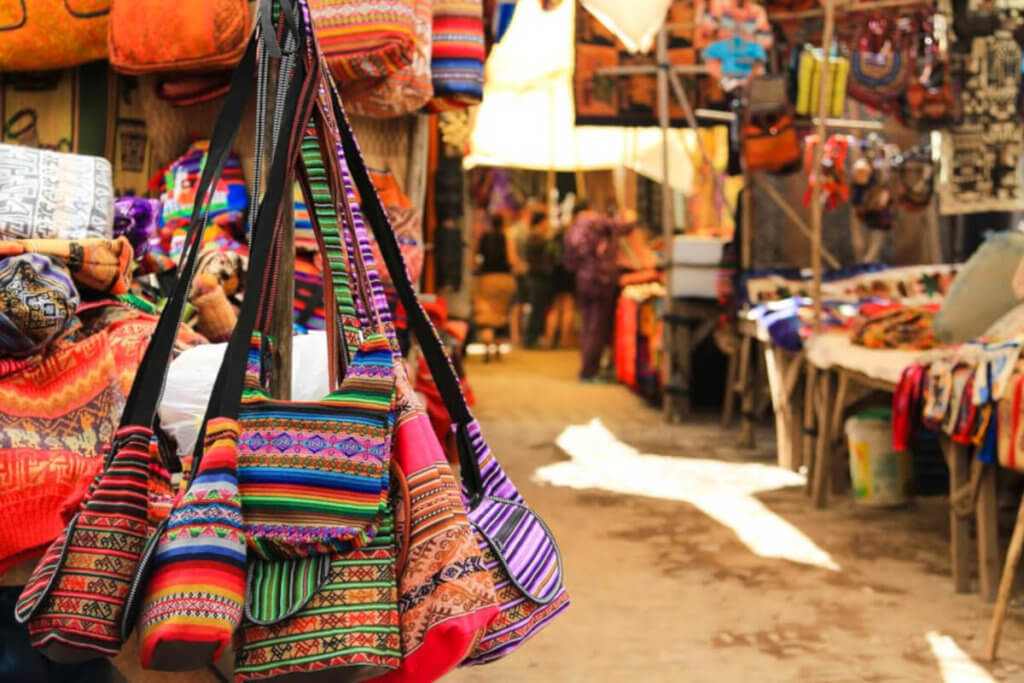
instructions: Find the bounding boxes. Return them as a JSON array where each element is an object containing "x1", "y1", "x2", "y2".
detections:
[
  {"x1": 244, "y1": 555, "x2": 332, "y2": 625},
  {"x1": 13, "y1": 515, "x2": 79, "y2": 623},
  {"x1": 469, "y1": 496, "x2": 565, "y2": 606}
]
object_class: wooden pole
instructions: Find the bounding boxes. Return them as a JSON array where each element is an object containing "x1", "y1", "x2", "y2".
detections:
[
  {"x1": 657, "y1": 27, "x2": 677, "y2": 420},
  {"x1": 986, "y1": 492, "x2": 1024, "y2": 660},
  {"x1": 810, "y1": 0, "x2": 835, "y2": 331},
  {"x1": 754, "y1": 175, "x2": 841, "y2": 268}
]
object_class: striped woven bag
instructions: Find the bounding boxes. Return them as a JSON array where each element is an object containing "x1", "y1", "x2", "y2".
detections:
[
  {"x1": 423, "y1": 0, "x2": 486, "y2": 112},
  {"x1": 137, "y1": 418, "x2": 246, "y2": 670},
  {"x1": 12, "y1": 30, "x2": 266, "y2": 663},
  {"x1": 332, "y1": 71, "x2": 570, "y2": 664},
  {"x1": 308, "y1": 0, "x2": 418, "y2": 86},
  {"x1": 232, "y1": 4, "x2": 404, "y2": 678}
]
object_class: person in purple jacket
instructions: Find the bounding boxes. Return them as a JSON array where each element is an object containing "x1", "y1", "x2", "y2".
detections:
[{"x1": 563, "y1": 198, "x2": 637, "y2": 382}]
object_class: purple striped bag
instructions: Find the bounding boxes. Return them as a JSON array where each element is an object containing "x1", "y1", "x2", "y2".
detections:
[{"x1": 330, "y1": 79, "x2": 569, "y2": 665}]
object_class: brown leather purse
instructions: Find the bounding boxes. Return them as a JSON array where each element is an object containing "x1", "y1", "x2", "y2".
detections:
[
  {"x1": 742, "y1": 75, "x2": 802, "y2": 174},
  {"x1": 108, "y1": 0, "x2": 249, "y2": 74}
]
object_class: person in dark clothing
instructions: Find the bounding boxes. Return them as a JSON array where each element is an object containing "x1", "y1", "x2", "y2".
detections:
[
  {"x1": 524, "y1": 211, "x2": 557, "y2": 348},
  {"x1": 564, "y1": 199, "x2": 637, "y2": 381},
  {"x1": 477, "y1": 214, "x2": 513, "y2": 274},
  {"x1": 473, "y1": 215, "x2": 517, "y2": 360},
  {"x1": 543, "y1": 224, "x2": 576, "y2": 348}
]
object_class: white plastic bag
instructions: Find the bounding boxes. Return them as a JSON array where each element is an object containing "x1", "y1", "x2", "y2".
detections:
[{"x1": 159, "y1": 331, "x2": 332, "y2": 456}]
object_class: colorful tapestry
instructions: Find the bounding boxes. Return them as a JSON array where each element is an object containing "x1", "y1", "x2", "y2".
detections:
[
  {"x1": 158, "y1": 140, "x2": 248, "y2": 241},
  {"x1": 575, "y1": 0, "x2": 699, "y2": 126}
]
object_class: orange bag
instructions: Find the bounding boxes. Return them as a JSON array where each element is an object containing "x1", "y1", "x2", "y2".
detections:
[
  {"x1": 0, "y1": 0, "x2": 109, "y2": 71},
  {"x1": 108, "y1": 0, "x2": 249, "y2": 75}
]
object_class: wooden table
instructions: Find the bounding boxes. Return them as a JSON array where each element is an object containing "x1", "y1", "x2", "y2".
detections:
[{"x1": 803, "y1": 356, "x2": 1000, "y2": 603}]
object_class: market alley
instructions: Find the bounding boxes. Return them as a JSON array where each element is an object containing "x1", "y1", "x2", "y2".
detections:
[{"x1": 448, "y1": 350, "x2": 1024, "y2": 683}]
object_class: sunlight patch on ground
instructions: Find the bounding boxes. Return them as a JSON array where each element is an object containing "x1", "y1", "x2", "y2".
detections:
[
  {"x1": 538, "y1": 418, "x2": 839, "y2": 571},
  {"x1": 926, "y1": 632, "x2": 996, "y2": 683}
]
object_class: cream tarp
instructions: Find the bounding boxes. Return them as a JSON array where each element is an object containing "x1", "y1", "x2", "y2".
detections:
[{"x1": 463, "y1": 0, "x2": 696, "y2": 194}]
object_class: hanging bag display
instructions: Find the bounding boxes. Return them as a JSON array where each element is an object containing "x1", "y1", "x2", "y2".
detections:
[
  {"x1": 0, "y1": 0, "x2": 109, "y2": 71},
  {"x1": 742, "y1": 75, "x2": 801, "y2": 174},
  {"x1": 330, "y1": 162, "x2": 497, "y2": 682},
  {"x1": 108, "y1": 0, "x2": 249, "y2": 74},
  {"x1": 332, "y1": 73, "x2": 570, "y2": 664},
  {"x1": 847, "y1": 16, "x2": 909, "y2": 111},
  {"x1": 13, "y1": 32, "x2": 264, "y2": 662}
]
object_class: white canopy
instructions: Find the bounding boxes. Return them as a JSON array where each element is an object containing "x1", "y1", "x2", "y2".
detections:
[{"x1": 464, "y1": 0, "x2": 696, "y2": 194}]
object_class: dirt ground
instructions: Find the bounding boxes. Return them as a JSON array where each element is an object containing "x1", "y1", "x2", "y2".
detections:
[{"x1": 447, "y1": 349, "x2": 1024, "y2": 683}]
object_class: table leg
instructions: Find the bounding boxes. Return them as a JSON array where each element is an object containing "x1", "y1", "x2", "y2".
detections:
[
  {"x1": 812, "y1": 371, "x2": 835, "y2": 508},
  {"x1": 738, "y1": 334, "x2": 756, "y2": 448},
  {"x1": 946, "y1": 439, "x2": 971, "y2": 594},
  {"x1": 722, "y1": 342, "x2": 739, "y2": 428},
  {"x1": 765, "y1": 346, "x2": 795, "y2": 470},
  {"x1": 977, "y1": 463, "x2": 1000, "y2": 603},
  {"x1": 803, "y1": 362, "x2": 819, "y2": 494}
]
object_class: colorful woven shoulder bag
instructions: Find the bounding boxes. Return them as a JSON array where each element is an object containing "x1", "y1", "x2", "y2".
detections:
[
  {"x1": 13, "y1": 29, "x2": 265, "y2": 663},
  {"x1": 332, "y1": 70, "x2": 570, "y2": 664}
]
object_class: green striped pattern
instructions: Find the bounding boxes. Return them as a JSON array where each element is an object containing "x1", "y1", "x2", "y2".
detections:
[
  {"x1": 300, "y1": 125, "x2": 362, "y2": 357},
  {"x1": 235, "y1": 514, "x2": 401, "y2": 679}
]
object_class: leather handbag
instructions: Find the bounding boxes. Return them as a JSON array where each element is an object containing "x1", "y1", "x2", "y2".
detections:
[
  {"x1": 334, "y1": 70, "x2": 570, "y2": 664},
  {"x1": 742, "y1": 76, "x2": 801, "y2": 174},
  {"x1": 0, "y1": 144, "x2": 114, "y2": 241},
  {"x1": 13, "y1": 33, "x2": 265, "y2": 662},
  {"x1": 0, "y1": 0, "x2": 109, "y2": 71},
  {"x1": 108, "y1": 0, "x2": 249, "y2": 74}
]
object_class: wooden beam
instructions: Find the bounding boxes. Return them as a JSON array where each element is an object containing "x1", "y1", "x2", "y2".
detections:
[
  {"x1": 947, "y1": 439, "x2": 971, "y2": 594},
  {"x1": 986, "y1": 491, "x2": 1024, "y2": 660},
  {"x1": 754, "y1": 175, "x2": 841, "y2": 269},
  {"x1": 810, "y1": 0, "x2": 835, "y2": 331},
  {"x1": 977, "y1": 464, "x2": 1001, "y2": 603}
]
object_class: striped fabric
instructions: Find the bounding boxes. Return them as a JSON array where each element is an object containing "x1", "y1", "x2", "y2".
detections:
[
  {"x1": 423, "y1": 0, "x2": 486, "y2": 112},
  {"x1": 325, "y1": 46, "x2": 570, "y2": 664},
  {"x1": 309, "y1": 0, "x2": 418, "y2": 84},
  {"x1": 373, "y1": 412, "x2": 498, "y2": 683},
  {"x1": 346, "y1": 0, "x2": 433, "y2": 117},
  {"x1": 234, "y1": 514, "x2": 401, "y2": 681},
  {"x1": 237, "y1": 332, "x2": 397, "y2": 559},
  {"x1": 15, "y1": 427, "x2": 158, "y2": 659},
  {"x1": 138, "y1": 418, "x2": 247, "y2": 670},
  {"x1": 462, "y1": 418, "x2": 570, "y2": 664},
  {"x1": 293, "y1": 183, "x2": 318, "y2": 252}
]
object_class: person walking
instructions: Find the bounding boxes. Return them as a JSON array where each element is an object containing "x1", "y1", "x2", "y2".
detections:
[
  {"x1": 564, "y1": 199, "x2": 637, "y2": 381},
  {"x1": 524, "y1": 211, "x2": 556, "y2": 348},
  {"x1": 473, "y1": 214, "x2": 517, "y2": 361},
  {"x1": 543, "y1": 221, "x2": 576, "y2": 348}
]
